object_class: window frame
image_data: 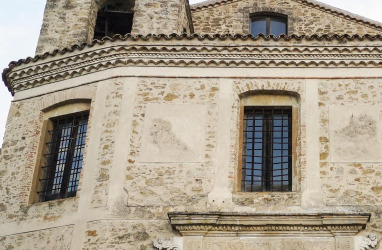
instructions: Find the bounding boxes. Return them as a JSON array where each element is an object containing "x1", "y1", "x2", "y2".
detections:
[
  {"x1": 38, "y1": 111, "x2": 89, "y2": 202},
  {"x1": 250, "y1": 12, "x2": 288, "y2": 36},
  {"x1": 238, "y1": 93, "x2": 299, "y2": 193},
  {"x1": 30, "y1": 101, "x2": 91, "y2": 204},
  {"x1": 241, "y1": 106, "x2": 292, "y2": 192}
]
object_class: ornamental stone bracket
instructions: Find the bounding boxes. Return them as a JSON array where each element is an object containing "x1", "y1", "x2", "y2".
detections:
[
  {"x1": 168, "y1": 212, "x2": 371, "y2": 250},
  {"x1": 153, "y1": 236, "x2": 182, "y2": 250},
  {"x1": 356, "y1": 234, "x2": 378, "y2": 250}
]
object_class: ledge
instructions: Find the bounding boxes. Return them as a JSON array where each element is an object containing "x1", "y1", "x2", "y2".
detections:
[
  {"x1": 168, "y1": 212, "x2": 370, "y2": 237},
  {"x1": 3, "y1": 37, "x2": 382, "y2": 96}
]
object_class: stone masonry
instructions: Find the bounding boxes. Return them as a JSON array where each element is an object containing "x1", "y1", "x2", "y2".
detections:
[
  {"x1": 1, "y1": 0, "x2": 382, "y2": 249},
  {"x1": 191, "y1": 0, "x2": 382, "y2": 35}
]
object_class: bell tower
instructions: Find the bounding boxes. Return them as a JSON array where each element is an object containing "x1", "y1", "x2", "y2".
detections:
[{"x1": 36, "y1": 0, "x2": 193, "y2": 54}]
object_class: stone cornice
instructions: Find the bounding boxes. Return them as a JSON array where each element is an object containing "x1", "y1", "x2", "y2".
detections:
[
  {"x1": 3, "y1": 34, "x2": 382, "y2": 95},
  {"x1": 190, "y1": 0, "x2": 382, "y2": 32},
  {"x1": 168, "y1": 212, "x2": 370, "y2": 237}
]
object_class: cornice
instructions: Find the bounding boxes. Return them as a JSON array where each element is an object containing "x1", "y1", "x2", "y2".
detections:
[
  {"x1": 3, "y1": 34, "x2": 382, "y2": 95},
  {"x1": 168, "y1": 212, "x2": 370, "y2": 237},
  {"x1": 190, "y1": 0, "x2": 382, "y2": 32}
]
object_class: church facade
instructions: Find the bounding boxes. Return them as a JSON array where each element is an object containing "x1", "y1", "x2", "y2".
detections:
[{"x1": 1, "y1": 0, "x2": 382, "y2": 249}]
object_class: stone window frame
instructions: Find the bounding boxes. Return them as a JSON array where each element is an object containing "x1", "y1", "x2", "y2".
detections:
[
  {"x1": 29, "y1": 100, "x2": 92, "y2": 204},
  {"x1": 237, "y1": 91, "x2": 300, "y2": 193},
  {"x1": 243, "y1": 7, "x2": 293, "y2": 35}
]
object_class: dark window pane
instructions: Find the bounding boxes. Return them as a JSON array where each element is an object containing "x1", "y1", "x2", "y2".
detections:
[
  {"x1": 242, "y1": 106, "x2": 292, "y2": 192},
  {"x1": 94, "y1": 6, "x2": 134, "y2": 40},
  {"x1": 270, "y1": 18, "x2": 287, "y2": 36},
  {"x1": 251, "y1": 19, "x2": 267, "y2": 36},
  {"x1": 39, "y1": 112, "x2": 89, "y2": 202},
  {"x1": 251, "y1": 15, "x2": 287, "y2": 36}
]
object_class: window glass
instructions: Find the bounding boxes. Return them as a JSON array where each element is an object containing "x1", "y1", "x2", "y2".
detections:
[
  {"x1": 39, "y1": 111, "x2": 89, "y2": 202},
  {"x1": 251, "y1": 14, "x2": 287, "y2": 37},
  {"x1": 242, "y1": 107, "x2": 292, "y2": 192},
  {"x1": 251, "y1": 18, "x2": 267, "y2": 37},
  {"x1": 270, "y1": 18, "x2": 287, "y2": 36}
]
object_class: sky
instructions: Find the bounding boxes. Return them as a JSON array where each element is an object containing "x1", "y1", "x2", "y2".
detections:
[{"x1": 0, "y1": 0, "x2": 381, "y2": 145}]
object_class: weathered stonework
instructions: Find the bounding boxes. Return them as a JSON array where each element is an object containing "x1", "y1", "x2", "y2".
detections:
[
  {"x1": 36, "y1": 0, "x2": 193, "y2": 54},
  {"x1": 1, "y1": 0, "x2": 382, "y2": 249},
  {"x1": 0, "y1": 225, "x2": 74, "y2": 250},
  {"x1": 191, "y1": 0, "x2": 382, "y2": 35}
]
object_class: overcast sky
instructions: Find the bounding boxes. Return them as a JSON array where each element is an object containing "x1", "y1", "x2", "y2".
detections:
[{"x1": 0, "y1": 0, "x2": 381, "y2": 145}]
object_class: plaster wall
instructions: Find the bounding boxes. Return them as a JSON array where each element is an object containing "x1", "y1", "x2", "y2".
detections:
[{"x1": 0, "y1": 66, "x2": 381, "y2": 249}]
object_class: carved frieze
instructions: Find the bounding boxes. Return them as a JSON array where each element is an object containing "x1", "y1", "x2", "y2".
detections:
[
  {"x1": 168, "y1": 213, "x2": 371, "y2": 250},
  {"x1": 168, "y1": 212, "x2": 370, "y2": 237},
  {"x1": 3, "y1": 34, "x2": 382, "y2": 95}
]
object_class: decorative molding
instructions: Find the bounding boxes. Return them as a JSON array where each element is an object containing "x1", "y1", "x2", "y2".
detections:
[
  {"x1": 153, "y1": 236, "x2": 182, "y2": 250},
  {"x1": 358, "y1": 234, "x2": 378, "y2": 250},
  {"x1": 3, "y1": 39, "x2": 382, "y2": 95},
  {"x1": 168, "y1": 212, "x2": 370, "y2": 237}
]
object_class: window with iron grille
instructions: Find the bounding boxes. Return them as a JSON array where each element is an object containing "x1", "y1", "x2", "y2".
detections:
[
  {"x1": 241, "y1": 106, "x2": 292, "y2": 192},
  {"x1": 38, "y1": 111, "x2": 89, "y2": 202}
]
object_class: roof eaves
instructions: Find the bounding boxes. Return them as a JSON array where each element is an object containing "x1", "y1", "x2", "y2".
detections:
[{"x1": 3, "y1": 33, "x2": 382, "y2": 95}]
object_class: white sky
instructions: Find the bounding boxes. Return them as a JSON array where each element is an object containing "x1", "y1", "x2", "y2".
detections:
[{"x1": 0, "y1": 0, "x2": 381, "y2": 145}]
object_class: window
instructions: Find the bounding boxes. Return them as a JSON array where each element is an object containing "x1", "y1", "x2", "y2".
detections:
[
  {"x1": 38, "y1": 111, "x2": 89, "y2": 202},
  {"x1": 241, "y1": 106, "x2": 292, "y2": 192},
  {"x1": 251, "y1": 14, "x2": 287, "y2": 37},
  {"x1": 239, "y1": 93, "x2": 299, "y2": 193},
  {"x1": 94, "y1": 3, "x2": 134, "y2": 40}
]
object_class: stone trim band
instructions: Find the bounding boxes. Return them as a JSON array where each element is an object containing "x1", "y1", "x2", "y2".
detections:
[{"x1": 168, "y1": 212, "x2": 370, "y2": 237}]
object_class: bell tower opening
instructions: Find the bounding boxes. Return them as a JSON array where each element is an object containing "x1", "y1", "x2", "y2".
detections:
[{"x1": 94, "y1": 1, "x2": 135, "y2": 40}]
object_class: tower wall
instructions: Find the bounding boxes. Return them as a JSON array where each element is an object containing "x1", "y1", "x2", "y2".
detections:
[{"x1": 36, "y1": 0, "x2": 192, "y2": 54}]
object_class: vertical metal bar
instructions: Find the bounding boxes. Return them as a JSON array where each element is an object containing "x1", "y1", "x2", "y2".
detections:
[
  {"x1": 281, "y1": 108, "x2": 284, "y2": 192},
  {"x1": 43, "y1": 120, "x2": 61, "y2": 201},
  {"x1": 105, "y1": 7, "x2": 109, "y2": 37},
  {"x1": 60, "y1": 117, "x2": 79, "y2": 198},
  {"x1": 250, "y1": 107, "x2": 255, "y2": 192}
]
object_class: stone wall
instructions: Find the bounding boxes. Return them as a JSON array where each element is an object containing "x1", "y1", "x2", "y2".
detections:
[
  {"x1": 318, "y1": 79, "x2": 382, "y2": 241},
  {"x1": 132, "y1": 0, "x2": 192, "y2": 35},
  {"x1": 2, "y1": 30, "x2": 382, "y2": 249},
  {"x1": 0, "y1": 226, "x2": 74, "y2": 250},
  {"x1": 191, "y1": 0, "x2": 382, "y2": 35},
  {"x1": 36, "y1": 0, "x2": 94, "y2": 55},
  {"x1": 36, "y1": 0, "x2": 193, "y2": 54},
  {"x1": 1, "y1": 66, "x2": 381, "y2": 248}
]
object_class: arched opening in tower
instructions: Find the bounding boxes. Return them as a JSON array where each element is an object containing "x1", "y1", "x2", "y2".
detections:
[{"x1": 94, "y1": 0, "x2": 135, "y2": 40}]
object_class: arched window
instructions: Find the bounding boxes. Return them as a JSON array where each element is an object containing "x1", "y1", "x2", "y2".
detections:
[
  {"x1": 94, "y1": 1, "x2": 135, "y2": 40},
  {"x1": 31, "y1": 101, "x2": 91, "y2": 203},
  {"x1": 251, "y1": 13, "x2": 287, "y2": 37},
  {"x1": 239, "y1": 92, "x2": 298, "y2": 192}
]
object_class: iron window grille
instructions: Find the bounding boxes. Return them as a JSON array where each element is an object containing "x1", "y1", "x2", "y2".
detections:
[
  {"x1": 241, "y1": 106, "x2": 292, "y2": 192},
  {"x1": 38, "y1": 111, "x2": 89, "y2": 202}
]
